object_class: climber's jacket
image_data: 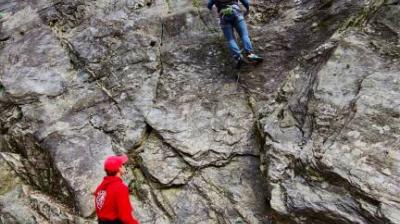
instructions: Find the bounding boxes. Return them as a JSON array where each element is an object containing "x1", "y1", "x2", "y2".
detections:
[
  {"x1": 94, "y1": 176, "x2": 140, "y2": 224},
  {"x1": 207, "y1": 0, "x2": 250, "y2": 13}
]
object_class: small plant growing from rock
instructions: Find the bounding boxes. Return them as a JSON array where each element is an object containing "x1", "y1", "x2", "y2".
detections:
[{"x1": 192, "y1": 0, "x2": 201, "y2": 9}]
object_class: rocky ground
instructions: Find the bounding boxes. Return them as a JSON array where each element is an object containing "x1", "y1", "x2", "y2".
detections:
[{"x1": 0, "y1": 0, "x2": 399, "y2": 223}]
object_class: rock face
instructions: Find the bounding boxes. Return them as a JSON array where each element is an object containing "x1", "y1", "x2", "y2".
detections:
[
  {"x1": 259, "y1": 1, "x2": 400, "y2": 223},
  {"x1": 0, "y1": 0, "x2": 399, "y2": 223}
]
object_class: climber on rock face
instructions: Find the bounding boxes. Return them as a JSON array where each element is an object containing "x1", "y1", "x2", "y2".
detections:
[
  {"x1": 207, "y1": 0, "x2": 263, "y2": 68},
  {"x1": 94, "y1": 155, "x2": 140, "y2": 224}
]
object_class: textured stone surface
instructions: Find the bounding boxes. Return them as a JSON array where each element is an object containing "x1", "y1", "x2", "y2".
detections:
[
  {"x1": 259, "y1": 2, "x2": 400, "y2": 223},
  {"x1": 0, "y1": 0, "x2": 399, "y2": 223},
  {"x1": 0, "y1": 153, "x2": 93, "y2": 223}
]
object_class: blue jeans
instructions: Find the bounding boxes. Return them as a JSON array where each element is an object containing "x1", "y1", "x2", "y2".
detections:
[{"x1": 220, "y1": 9, "x2": 253, "y2": 59}]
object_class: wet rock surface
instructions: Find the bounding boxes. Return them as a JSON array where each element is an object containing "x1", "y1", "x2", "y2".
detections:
[{"x1": 0, "y1": 0, "x2": 399, "y2": 223}]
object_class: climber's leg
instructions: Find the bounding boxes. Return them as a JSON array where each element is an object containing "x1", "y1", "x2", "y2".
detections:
[
  {"x1": 234, "y1": 16, "x2": 253, "y2": 54},
  {"x1": 221, "y1": 23, "x2": 242, "y2": 60},
  {"x1": 234, "y1": 15, "x2": 263, "y2": 63}
]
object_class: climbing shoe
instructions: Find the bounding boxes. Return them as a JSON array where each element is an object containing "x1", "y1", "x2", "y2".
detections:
[
  {"x1": 246, "y1": 53, "x2": 263, "y2": 63},
  {"x1": 235, "y1": 56, "x2": 244, "y2": 69}
]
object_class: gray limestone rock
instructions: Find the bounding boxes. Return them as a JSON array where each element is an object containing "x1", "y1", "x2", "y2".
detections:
[
  {"x1": 1, "y1": 0, "x2": 399, "y2": 223},
  {"x1": 260, "y1": 3, "x2": 400, "y2": 223},
  {"x1": 0, "y1": 154, "x2": 93, "y2": 224}
]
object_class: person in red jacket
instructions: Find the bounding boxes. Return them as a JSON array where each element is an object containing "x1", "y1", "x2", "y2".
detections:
[{"x1": 94, "y1": 154, "x2": 140, "y2": 224}]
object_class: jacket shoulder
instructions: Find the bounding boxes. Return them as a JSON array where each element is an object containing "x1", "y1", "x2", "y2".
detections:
[{"x1": 109, "y1": 180, "x2": 129, "y2": 192}]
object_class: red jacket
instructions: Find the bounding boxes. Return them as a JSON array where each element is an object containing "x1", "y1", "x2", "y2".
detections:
[{"x1": 94, "y1": 176, "x2": 140, "y2": 224}]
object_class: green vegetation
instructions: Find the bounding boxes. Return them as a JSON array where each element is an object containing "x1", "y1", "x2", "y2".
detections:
[
  {"x1": 0, "y1": 163, "x2": 21, "y2": 195},
  {"x1": 128, "y1": 168, "x2": 148, "y2": 201},
  {"x1": 130, "y1": 178, "x2": 144, "y2": 195},
  {"x1": 165, "y1": 0, "x2": 172, "y2": 13},
  {"x1": 340, "y1": 0, "x2": 385, "y2": 31},
  {"x1": 192, "y1": 0, "x2": 201, "y2": 9}
]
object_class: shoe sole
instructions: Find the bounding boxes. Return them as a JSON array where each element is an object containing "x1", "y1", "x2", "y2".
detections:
[{"x1": 244, "y1": 56, "x2": 263, "y2": 62}]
